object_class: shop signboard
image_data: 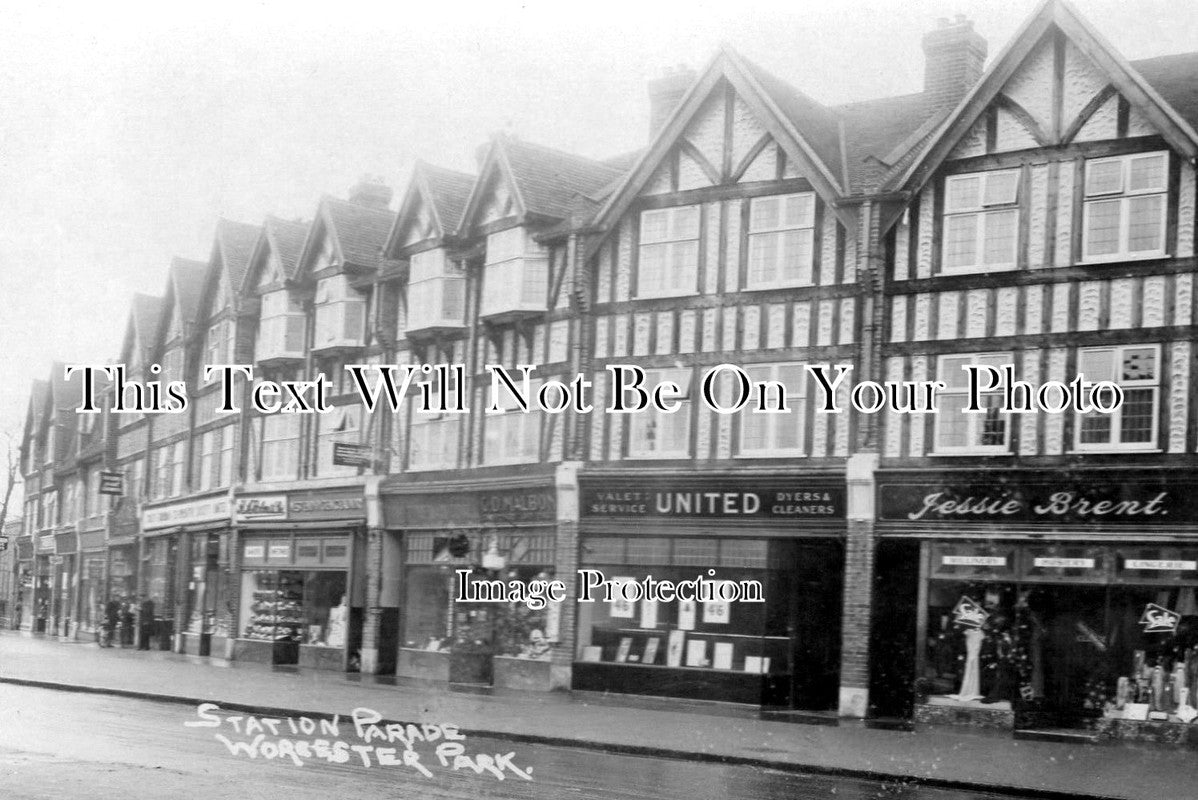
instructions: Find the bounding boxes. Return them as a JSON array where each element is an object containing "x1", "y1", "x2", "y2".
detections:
[
  {"x1": 332, "y1": 442, "x2": 372, "y2": 467},
  {"x1": 1139, "y1": 603, "x2": 1180, "y2": 633},
  {"x1": 879, "y1": 471, "x2": 1195, "y2": 526},
  {"x1": 234, "y1": 494, "x2": 288, "y2": 523},
  {"x1": 98, "y1": 471, "x2": 124, "y2": 496},
  {"x1": 286, "y1": 490, "x2": 365, "y2": 522},
  {"x1": 581, "y1": 477, "x2": 844, "y2": 521},
  {"x1": 142, "y1": 495, "x2": 231, "y2": 531},
  {"x1": 384, "y1": 486, "x2": 557, "y2": 528}
]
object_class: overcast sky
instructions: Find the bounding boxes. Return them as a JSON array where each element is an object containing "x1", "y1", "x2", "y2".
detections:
[{"x1": 2, "y1": 0, "x2": 1198, "y2": 507}]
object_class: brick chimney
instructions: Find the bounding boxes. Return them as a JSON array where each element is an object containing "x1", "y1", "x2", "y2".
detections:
[
  {"x1": 348, "y1": 175, "x2": 393, "y2": 209},
  {"x1": 647, "y1": 65, "x2": 696, "y2": 139},
  {"x1": 922, "y1": 15, "x2": 987, "y2": 111}
]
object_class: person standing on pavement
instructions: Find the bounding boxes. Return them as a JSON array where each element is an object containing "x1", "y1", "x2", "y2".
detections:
[{"x1": 137, "y1": 595, "x2": 154, "y2": 650}]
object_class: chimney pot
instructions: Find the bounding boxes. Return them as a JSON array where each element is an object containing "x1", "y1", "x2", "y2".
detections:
[
  {"x1": 922, "y1": 15, "x2": 988, "y2": 111},
  {"x1": 348, "y1": 175, "x2": 393, "y2": 209}
]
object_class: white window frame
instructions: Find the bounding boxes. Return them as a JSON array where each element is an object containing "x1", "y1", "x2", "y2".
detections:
[
  {"x1": 1074, "y1": 344, "x2": 1160, "y2": 452},
  {"x1": 628, "y1": 368, "x2": 693, "y2": 459},
  {"x1": 1082, "y1": 151, "x2": 1169, "y2": 263},
  {"x1": 260, "y1": 413, "x2": 301, "y2": 482},
  {"x1": 735, "y1": 363, "x2": 806, "y2": 457},
  {"x1": 933, "y1": 352, "x2": 1013, "y2": 455},
  {"x1": 637, "y1": 206, "x2": 700, "y2": 299},
  {"x1": 483, "y1": 378, "x2": 542, "y2": 466},
  {"x1": 408, "y1": 382, "x2": 462, "y2": 471},
  {"x1": 940, "y1": 170, "x2": 1020, "y2": 274},
  {"x1": 746, "y1": 193, "x2": 816, "y2": 289}
]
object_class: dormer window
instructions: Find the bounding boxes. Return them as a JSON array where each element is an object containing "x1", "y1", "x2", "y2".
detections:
[
  {"x1": 406, "y1": 249, "x2": 466, "y2": 334},
  {"x1": 479, "y1": 227, "x2": 548, "y2": 319},
  {"x1": 313, "y1": 274, "x2": 366, "y2": 351},
  {"x1": 203, "y1": 318, "x2": 234, "y2": 367}
]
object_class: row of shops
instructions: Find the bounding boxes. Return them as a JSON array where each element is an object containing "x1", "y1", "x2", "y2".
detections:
[{"x1": 14, "y1": 467, "x2": 1198, "y2": 744}]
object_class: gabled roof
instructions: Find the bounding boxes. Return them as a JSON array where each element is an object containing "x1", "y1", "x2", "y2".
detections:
[
  {"x1": 48, "y1": 361, "x2": 82, "y2": 412},
  {"x1": 893, "y1": 0, "x2": 1198, "y2": 199},
  {"x1": 589, "y1": 46, "x2": 869, "y2": 249},
  {"x1": 169, "y1": 257, "x2": 209, "y2": 330},
  {"x1": 420, "y1": 163, "x2": 475, "y2": 234},
  {"x1": 212, "y1": 218, "x2": 262, "y2": 299},
  {"x1": 1130, "y1": 52, "x2": 1198, "y2": 135},
  {"x1": 385, "y1": 162, "x2": 475, "y2": 255},
  {"x1": 22, "y1": 379, "x2": 49, "y2": 447},
  {"x1": 297, "y1": 196, "x2": 395, "y2": 276},
  {"x1": 126, "y1": 293, "x2": 164, "y2": 365},
  {"x1": 243, "y1": 216, "x2": 311, "y2": 291},
  {"x1": 457, "y1": 133, "x2": 625, "y2": 235}
]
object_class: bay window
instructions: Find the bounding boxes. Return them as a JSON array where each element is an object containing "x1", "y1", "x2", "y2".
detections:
[
  {"x1": 1076, "y1": 344, "x2": 1159, "y2": 451},
  {"x1": 747, "y1": 194, "x2": 815, "y2": 288},
  {"x1": 313, "y1": 275, "x2": 366, "y2": 350},
  {"x1": 1082, "y1": 152, "x2": 1168, "y2": 261},
  {"x1": 934, "y1": 353, "x2": 1012, "y2": 454},
  {"x1": 942, "y1": 170, "x2": 1019, "y2": 273},
  {"x1": 637, "y1": 206, "x2": 699, "y2": 298},
  {"x1": 257, "y1": 290, "x2": 306, "y2": 361},
  {"x1": 480, "y1": 227, "x2": 548, "y2": 318},
  {"x1": 407, "y1": 249, "x2": 466, "y2": 331}
]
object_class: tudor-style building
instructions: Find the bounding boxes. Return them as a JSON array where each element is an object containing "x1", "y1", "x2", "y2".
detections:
[
  {"x1": 234, "y1": 181, "x2": 394, "y2": 670},
  {"x1": 20, "y1": 0, "x2": 1198, "y2": 745},
  {"x1": 375, "y1": 139, "x2": 624, "y2": 688},
  {"x1": 863, "y1": 1, "x2": 1198, "y2": 741}
]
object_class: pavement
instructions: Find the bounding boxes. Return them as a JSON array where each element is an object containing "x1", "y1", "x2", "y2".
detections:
[{"x1": 1, "y1": 630, "x2": 1194, "y2": 800}]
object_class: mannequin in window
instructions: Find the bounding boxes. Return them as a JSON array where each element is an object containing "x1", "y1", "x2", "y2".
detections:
[
  {"x1": 953, "y1": 627, "x2": 985, "y2": 702},
  {"x1": 326, "y1": 595, "x2": 348, "y2": 649}
]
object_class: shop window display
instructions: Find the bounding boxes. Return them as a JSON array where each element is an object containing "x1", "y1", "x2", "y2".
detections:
[
  {"x1": 923, "y1": 569, "x2": 1198, "y2": 724},
  {"x1": 239, "y1": 570, "x2": 348, "y2": 646}
]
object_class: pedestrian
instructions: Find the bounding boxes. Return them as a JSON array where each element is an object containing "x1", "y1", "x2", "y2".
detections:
[{"x1": 138, "y1": 595, "x2": 154, "y2": 651}]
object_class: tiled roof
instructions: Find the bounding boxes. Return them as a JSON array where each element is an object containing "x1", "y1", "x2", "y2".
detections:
[
  {"x1": 214, "y1": 219, "x2": 262, "y2": 293},
  {"x1": 49, "y1": 361, "x2": 82, "y2": 411},
  {"x1": 419, "y1": 163, "x2": 475, "y2": 232},
  {"x1": 324, "y1": 197, "x2": 396, "y2": 270},
  {"x1": 130, "y1": 293, "x2": 164, "y2": 360},
  {"x1": 739, "y1": 58, "x2": 847, "y2": 190},
  {"x1": 1130, "y1": 52, "x2": 1198, "y2": 137},
  {"x1": 833, "y1": 92, "x2": 941, "y2": 194},
  {"x1": 499, "y1": 136, "x2": 625, "y2": 219},
  {"x1": 263, "y1": 216, "x2": 311, "y2": 281},
  {"x1": 27, "y1": 379, "x2": 49, "y2": 426},
  {"x1": 169, "y1": 257, "x2": 209, "y2": 328}
]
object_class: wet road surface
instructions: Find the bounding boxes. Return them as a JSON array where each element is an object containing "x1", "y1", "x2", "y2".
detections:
[{"x1": 0, "y1": 684, "x2": 1066, "y2": 799}]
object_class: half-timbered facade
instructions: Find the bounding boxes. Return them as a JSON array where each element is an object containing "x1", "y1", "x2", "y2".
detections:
[{"x1": 867, "y1": 2, "x2": 1198, "y2": 740}]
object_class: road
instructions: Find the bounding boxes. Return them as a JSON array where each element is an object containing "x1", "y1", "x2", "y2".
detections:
[{"x1": 0, "y1": 684, "x2": 1058, "y2": 800}]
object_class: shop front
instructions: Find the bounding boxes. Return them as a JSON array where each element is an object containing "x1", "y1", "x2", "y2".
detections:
[
  {"x1": 77, "y1": 524, "x2": 107, "y2": 639},
  {"x1": 51, "y1": 528, "x2": 77, "y2": 638},
  {"x1": 141, "y1": 493, "x2": 231, "y2": 652},
  {"x1": 574, "y1": 474, "x2": 846, "y2": 710},
  {"x1": 233, "y1": 488, "x2": 366, "y2": 671},
  {"x1": 15, "y1": 536, "x2": 33, "y2": 631},
  {"x1": 383, "y1": 476, "x2": 559, "y2": 690},
  {"x1": 875, "y1": 469, "x2": 1198, "y2": 745},
  {"x1": 107, "y1": 527, "x2": 140, "y2": 647},
  {"x1": 32, "y1": 533, "x2": 53, "y2": 633}
]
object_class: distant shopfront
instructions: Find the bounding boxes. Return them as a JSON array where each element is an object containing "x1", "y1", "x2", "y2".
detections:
[
  {"x1": 383, "y1": 476, "x2": 559, "y2": 690},
  {"x1": 873, "y1": 469, "x2": 1198, "y2": 744},
  {"x1": 141, "y1": 492, "x2": 231, "y2": 654},
  {"x1": 233, "y1": 487, "x2": 366, "y2": 671},
  {"x1": 575, "y1": 473, "x2": 846, "y2": 710}
]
